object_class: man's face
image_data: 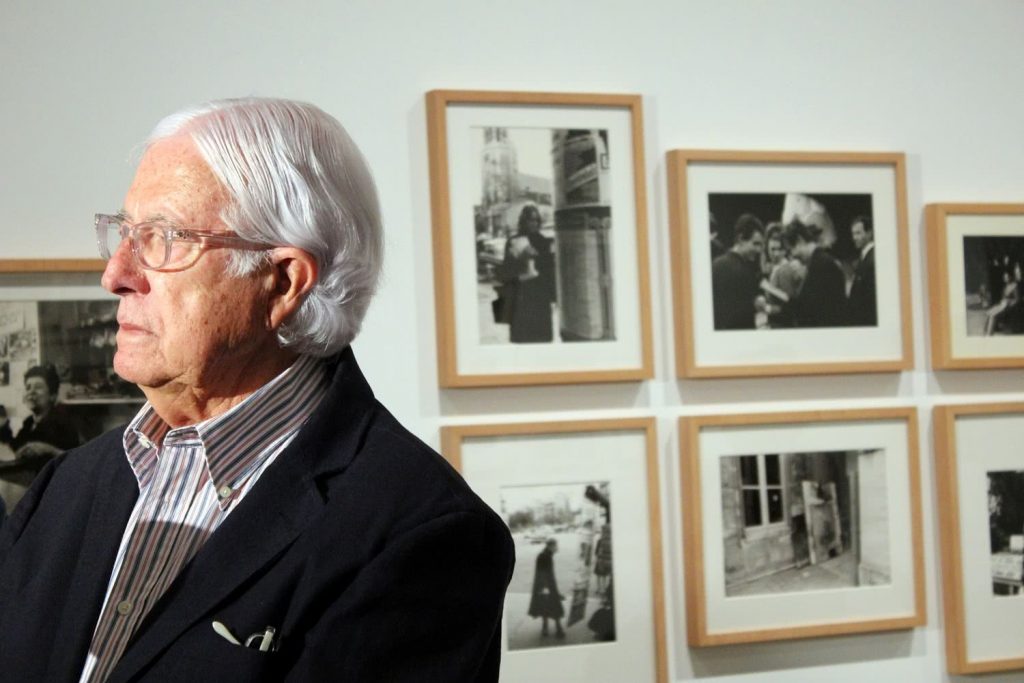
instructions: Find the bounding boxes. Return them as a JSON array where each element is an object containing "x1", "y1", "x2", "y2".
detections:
[
  {"x1": 101, "y1": 136, "x2": 274, "y2": 393},
  {"x1": 737, "y1": 232, "x2": 764, "y2": 262},
  {"x1": 851, "y1": 222, "x2": 872, "y2": 250},
  {"x1": 791, "y1": 238, "x2": 815, "y2": 263},
  {"x1": 767, "y1": 238, "x2": 785, "y2": 264},
  {"x1": 24, "y1": 377, "x2": 54, "y2": 415}
]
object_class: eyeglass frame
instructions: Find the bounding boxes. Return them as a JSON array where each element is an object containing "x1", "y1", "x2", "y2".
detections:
[{"x1": 95, "y1": 213, "x2": 277, "y2": 271}]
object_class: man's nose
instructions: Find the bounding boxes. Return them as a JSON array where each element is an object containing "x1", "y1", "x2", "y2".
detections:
[{"x1": 101, "y1": 236, "x2": 147, "y2": 296}]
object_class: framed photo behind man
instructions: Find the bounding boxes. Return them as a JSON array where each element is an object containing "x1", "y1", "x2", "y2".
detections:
[
  {"x1": 668, "y1": 150, "x2": 912, "y2": 378},
  {"x1": 0, "y1": 266, "x2": 143, "y2": 513}
]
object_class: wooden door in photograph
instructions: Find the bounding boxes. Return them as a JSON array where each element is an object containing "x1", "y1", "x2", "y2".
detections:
[{"x1": 802, "y1": 481, "x2": 841, "y2": 564}]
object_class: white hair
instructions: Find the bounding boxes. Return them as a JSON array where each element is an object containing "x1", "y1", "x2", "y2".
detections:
[{"x1": 146, "y1": 97, "x2": 383, "y2": 357}]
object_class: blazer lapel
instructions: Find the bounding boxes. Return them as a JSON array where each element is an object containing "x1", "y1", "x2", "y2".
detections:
[
  {"x1": 46, "y1": 440, "x2": 138, "y2": 681},
  {"x1": 108, "y1": 349, "x2": 375, "y2": 682},
  {"x1": 108, "y1": 464, "x2": 325, "y2": 682}
]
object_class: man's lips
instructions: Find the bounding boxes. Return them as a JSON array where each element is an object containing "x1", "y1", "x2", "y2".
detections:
[{"x1": 117, "y1": 321, "x2": 149, "y2": 334}]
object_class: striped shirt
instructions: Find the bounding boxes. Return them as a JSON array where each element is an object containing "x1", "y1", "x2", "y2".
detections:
[{"x1": 78, "y1": 354, "x2": 328, "y2": 682}]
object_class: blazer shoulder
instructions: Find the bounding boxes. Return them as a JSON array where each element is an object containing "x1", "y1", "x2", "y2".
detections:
[
  {"x1": 0, "y1": 426, "x2": 128, "y2": 562},
  {"x1": 364, "y1": 403, "x2": 479, "y2": 502},
  {"x1": 336, "y1": 401, "x2": 506, "y2": 536}
]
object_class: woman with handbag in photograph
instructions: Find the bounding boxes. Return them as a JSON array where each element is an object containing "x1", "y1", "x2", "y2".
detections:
[{"x1": 498, "y1": 204, "x2": 557, "y2": 343}]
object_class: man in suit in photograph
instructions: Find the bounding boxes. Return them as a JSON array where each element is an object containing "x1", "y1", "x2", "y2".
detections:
[
  {"x1": 711, "y1": 213, "x2": 765, "y2": 330},
  {"x1": 0, "y1": 97, "x2": 514, "y2": 682},
  {"x1": 847, "y1": 215, "x2": 877, "y2": 326}
]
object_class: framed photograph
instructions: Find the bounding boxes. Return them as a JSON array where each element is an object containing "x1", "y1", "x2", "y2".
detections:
[
  {"x1": 441, "y1": 418, "x2": 666, "y2": 683},
  {"x1": 933, "y1": 402, "x2": 1024, "y2": 673},
  {"x1": 667, "y1": 150, "x2": 913, "y2": 378},
  {"x1": 426, "y1": 90, "x2": 654, "y2": 387},
  {"x1": 926, "y1": 203, "x2": 1024, "y2": 369},
  {"x1": 679, "y1": 408, "x2": 925, "y2": 645},
  {"x1": 0, "y1": 260, "x2": 144, "y2": 515}
]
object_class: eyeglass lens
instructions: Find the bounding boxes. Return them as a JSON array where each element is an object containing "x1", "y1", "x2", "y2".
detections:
[{"x1": 100, "y1": 218, "x2": 201, "y2": 269}]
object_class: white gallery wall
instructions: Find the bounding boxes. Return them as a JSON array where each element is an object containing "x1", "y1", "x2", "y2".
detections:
[{"x1": 3, "y1": 1, "x2": 1023, "y2": 681}]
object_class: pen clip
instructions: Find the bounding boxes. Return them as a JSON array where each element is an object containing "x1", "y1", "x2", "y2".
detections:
[
  {"x1": 245, "y1": 626, "x2": 278, "y2": 652},
  {"x1": 212, "y1": 620, "x2": 242, "y2": 646}
]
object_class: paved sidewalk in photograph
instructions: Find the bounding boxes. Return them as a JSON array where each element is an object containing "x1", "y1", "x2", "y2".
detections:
[
  {"x1": 726, "y1": 552, "x2": 859, "y2": 597},
  {"x1": 505, "y1": 592, "x2": 611, "y2": 651}
]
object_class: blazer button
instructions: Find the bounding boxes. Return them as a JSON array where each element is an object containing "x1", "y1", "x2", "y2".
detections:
[{"x1": 116, "y1": 600, "x2": 133, "y2": 616}]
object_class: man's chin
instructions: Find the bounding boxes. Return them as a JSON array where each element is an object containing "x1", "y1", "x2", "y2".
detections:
[{"x1": 112, "y1": 354, "x2": 160, "y2": 390}]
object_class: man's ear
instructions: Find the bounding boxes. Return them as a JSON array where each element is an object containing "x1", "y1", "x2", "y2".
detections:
[{"x1": 265, "y1": 247, "x2": 318, "y2": 331}]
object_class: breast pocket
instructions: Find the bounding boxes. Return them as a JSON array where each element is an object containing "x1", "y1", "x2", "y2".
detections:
[{"x1": 147, "y1": 620, "x2": 287, "y2": 682}]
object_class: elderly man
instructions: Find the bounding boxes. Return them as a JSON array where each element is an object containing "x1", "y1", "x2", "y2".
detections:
[{"x1": 0, "y1": 98, "x2": 514, "y2": 682}]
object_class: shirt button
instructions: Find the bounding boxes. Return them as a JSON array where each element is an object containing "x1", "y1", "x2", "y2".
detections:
[
  {"x1": 116, "y1": 600, "x2": 133, "y2": 616},
  {"x1": 218, "y1": 485, "x2": 233, "y2": 500}
]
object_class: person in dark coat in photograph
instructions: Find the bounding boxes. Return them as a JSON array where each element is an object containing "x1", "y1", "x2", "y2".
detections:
[
  {"x1": 847, "y1": 215, "x2": 877, "y2": 326},
  {"x1": 711, "y1": 213, "x2": 765, "y2": 330},
  {"x1": 500, "y1": 204, "x2": 557, "y2": 343},
  {"x1": 528, "y1": 538, "x2": 565, "y2": 638},
  {"x1": 783, "y1": 219, "x2": 848, "y2": 328}
]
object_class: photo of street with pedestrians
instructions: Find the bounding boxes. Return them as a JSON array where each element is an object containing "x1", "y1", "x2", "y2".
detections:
[
  {"x1": 501, "y1": 481, "x2": 615, "y2": 650},
  {"x1": 473, "y1": 126, "x2": 616, "y2": 345}
]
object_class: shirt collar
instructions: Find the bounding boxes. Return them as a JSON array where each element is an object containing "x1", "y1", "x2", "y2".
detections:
[{"x1": 123, "y1": 354, "x2": 328, "y2": 504}]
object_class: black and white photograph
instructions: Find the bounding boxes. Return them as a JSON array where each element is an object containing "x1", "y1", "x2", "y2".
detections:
[
  {"x1": 502, "y1": 481, "x2": 615, "y2": 651},
  {"x1": 962, "y1": 236, "x2": 1024, "y2": 337},
  {"x1": 682, "y1": 409, "x2": 923, "y2": 646},
  {"x1": 670, "y1": 150, "x2": 911, "y2": 378},
  {"x1": 934, "y1": 404, "x2": 1024, "y2": 672},
  {"x1": 926, "y1": 204, "x2": 1024, "y2": 369},
  {"x1": 708, "y1": 192, "x2": 877, "y2": 331},
  {"x1": 428, "y1": 91, "x2": 652, "y2": 387},
  {"x1": 719, "y1": 448, "x2": 891, "y2": 597},
  {"x1": 988, "y1": 469, "x2": 1024, "y2": 596},
  {"x1": 0, "y1": 299, "x2": 143, "y2": 515},
  {"x1": 474, "y1": 126, "x2": 615, "y2": 345},
  {"x1": 444, "y1": 419, "x2": 665, "y2": 680}
]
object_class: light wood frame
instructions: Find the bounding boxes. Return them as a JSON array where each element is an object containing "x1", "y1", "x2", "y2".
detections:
[
  {"x1": 441, "y1": 417, "x2": 667, "y2": 683},
  {"x1": 0, "y1": 259, "x2": 105, "y2": 273},
  {"x1": 933, "y1": 402, "x2": 1024, "y2": 674},
  {"x1": 679, "y1": 407, "x2": 925, "y2": 646},
  {"x1": 926, "y1": 203, "x2": 1024, "y2": 369},
  {"x1": 667, "y1": 149, "x2": 914, "y2": 378},
  {"x1": 426, "y1": 90, "x2": 654, "y2": 387}
]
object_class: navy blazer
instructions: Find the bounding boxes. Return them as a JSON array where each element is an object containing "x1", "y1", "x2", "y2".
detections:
[{"x1": 0, "y1": 348, "x2": 514, "y2": 682}]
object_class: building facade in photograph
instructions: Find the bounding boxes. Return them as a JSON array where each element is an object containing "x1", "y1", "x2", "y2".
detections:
[{"x1": 720, "y1": 450, "x2": 890, "y2": 596}]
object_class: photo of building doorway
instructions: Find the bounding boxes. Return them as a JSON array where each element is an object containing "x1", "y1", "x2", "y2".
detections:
[{"x1": 719, "y1": 449, "x2": 891, "y2": 597}]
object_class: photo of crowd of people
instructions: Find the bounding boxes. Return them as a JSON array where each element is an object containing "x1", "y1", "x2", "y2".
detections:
[
  {"x1": 501, "y1": 481, "x2": 615, "y2": 650},
  {"x1": 961, "y1": 236, "x2": 1024, "y2": 337},
  {"x1": 708, "y1": 193, "x2": 877, "y2": 331},
  {"x1": 474, "y1": 126, "x2": 616, "y2": 345}
]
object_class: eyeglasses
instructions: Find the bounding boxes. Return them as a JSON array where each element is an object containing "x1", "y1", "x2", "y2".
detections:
[{"x1": 95, "y1": 213, "x2": 274, "y2": 271}]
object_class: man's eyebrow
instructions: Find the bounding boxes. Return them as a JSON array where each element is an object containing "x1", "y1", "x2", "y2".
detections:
[{"x1": 117, "y1": 209, "x2": 175, "y2": 224}]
